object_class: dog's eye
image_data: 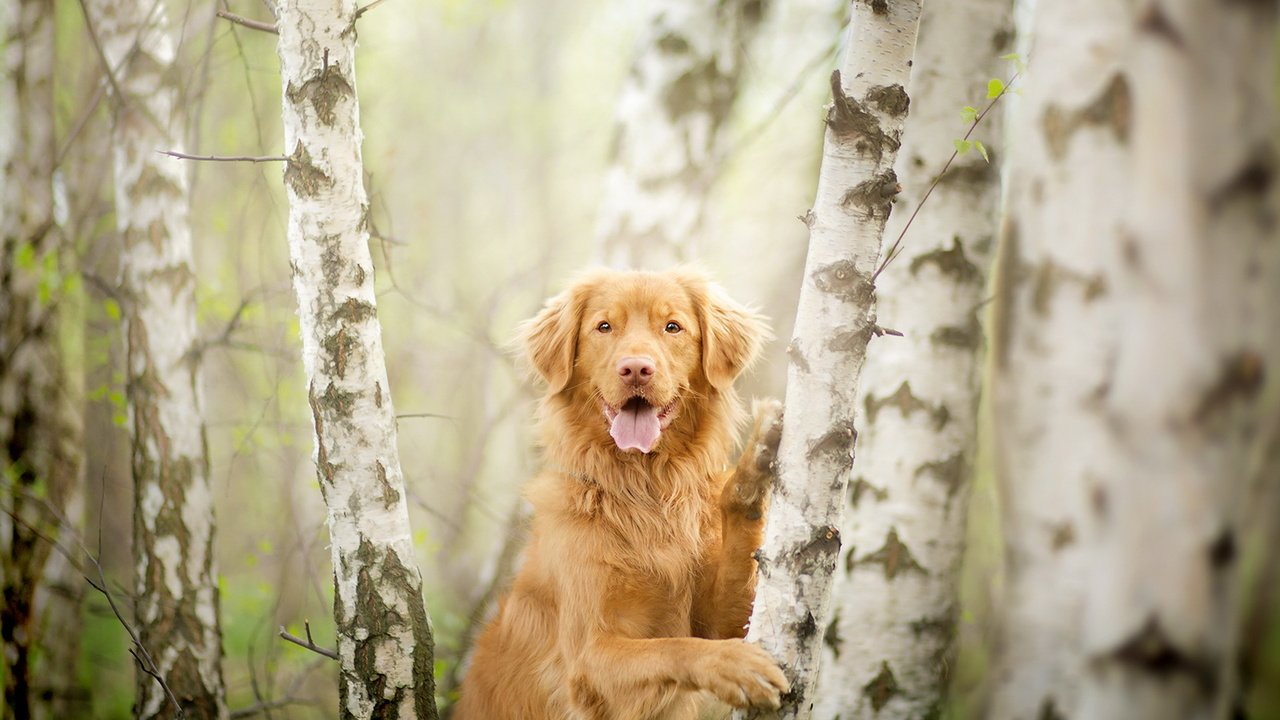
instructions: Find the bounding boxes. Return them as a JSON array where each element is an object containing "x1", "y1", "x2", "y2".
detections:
[
  {"x1": 596, "y1": 321, "x2": 612, "y2": 333},
  {"x1": 664, "y1": 321, "x2": 682, "y2": 334}
]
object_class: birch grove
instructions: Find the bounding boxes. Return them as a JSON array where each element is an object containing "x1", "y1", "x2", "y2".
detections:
[
  {"x1": 275, "y1": 1, "x2": 438, "y2": 716},
  {"x1": 989, "y1": 1, "x2": 1279, "y2": 718},
  {"x1": 594, "y1": 0, "x2": 766, "y2": 269},
  {"x1": 90, "y1": 0, "x2": 229, "y2": 716},
  {"x1": 812, "y1": 1, "x2": 1010, "y2": 717},
  {"x1": 0, "y1": 0, "x2": 84, "y2": 717},
  {"x1": 740, "y1": 3, "x2": 923, "y2": 717}
]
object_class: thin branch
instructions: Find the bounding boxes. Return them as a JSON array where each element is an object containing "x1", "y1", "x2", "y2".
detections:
[
  {"x1": 158, "y1": 149, "x2": 287, "y2": 163},
  {"x1": 278, "y1": 622, "x2": 338, "y2": 661},
  {"x1": 395, "y1": 412, "x2": 453, "y2": 421},
  {"x1": 215, "y1": 9, "x2": 278, "y2": 33},
  {"x1": 872, "y1": 72, "x2": 1020, "y2": 282},
  {"x1": 55, "y1": 82, "x2": 107, "y2": 169},
  {"x1": 354, "y1": 0, "x2": 386, "y2": 20},
  {"x1": 230, "y1": 698, "x2": 318, "y2": 719}
]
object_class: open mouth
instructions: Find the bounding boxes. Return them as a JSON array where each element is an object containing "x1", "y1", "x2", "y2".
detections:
[{"x1": 601, "y1": 396, "x2": 678, "y2": 453}]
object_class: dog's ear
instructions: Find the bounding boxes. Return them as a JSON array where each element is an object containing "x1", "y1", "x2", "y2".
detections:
[
  {"x1": 519, "y1": 284, "x2": 587, "y2": 393},
  {"x1": 678, "y1": 271, "x2": 771, "y2": 391}
]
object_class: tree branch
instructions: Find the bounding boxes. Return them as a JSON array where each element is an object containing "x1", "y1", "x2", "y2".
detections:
[
  {"x1": 215, "y1": 10, "x2": 277, "y2": 34},
  {"x1": 157, "y1": 149, "x2": 287, "y2": 163},
  {"x1": 278, "y1": 622, "x2": 338, "y2": 661}
]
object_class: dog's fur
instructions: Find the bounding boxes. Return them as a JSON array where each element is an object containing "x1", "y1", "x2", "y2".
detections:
[{"x1": 453, "y1": 269, "x2": 787, "y2": 720}]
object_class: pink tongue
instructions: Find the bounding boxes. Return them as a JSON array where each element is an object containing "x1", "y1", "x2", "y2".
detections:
[{"x1": 610, "y1": 401, "x2": 662, "y2": 453}]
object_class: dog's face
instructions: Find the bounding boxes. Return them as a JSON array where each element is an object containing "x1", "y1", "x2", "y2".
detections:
[{"x1": 522, "y1": 269, "x2": 767, "y2": 454}]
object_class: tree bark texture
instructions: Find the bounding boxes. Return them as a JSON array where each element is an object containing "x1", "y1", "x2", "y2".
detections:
[
  {"x1": 91, "y1": 0, "x2": 229, "y2": 716},
  {"x1": 989, "y1": 1, "x2": 1279, "y2": 719},
  {"x1": 738, "y1": 2, "x2": 923, "y2": 718},
  {"x1": 275, "y1": 2, "x2": 439, "y2": 718},
  {"x1": 594, "y1": 0, "x2": 767, "y2": 269},
  {"x1": 0, "y1": 1, "x2": 85, "y2": 718},
  {"x1": 811, "y1": 1, "x2": 1011, "y2": 717}
]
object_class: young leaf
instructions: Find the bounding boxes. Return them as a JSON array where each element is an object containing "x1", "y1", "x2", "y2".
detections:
[
  {"x1": 975, "y1": 140, "x2": 990, "y2": 163},
  {"x1": 987, "y1": 78, "x2": 1005, "y2": 99},
  {"x1": 953, "y1": 139, "x2": 973, "y2": 155},
  {"x1": 960, "y1": 105, "x2": 978, "y2": 124}
]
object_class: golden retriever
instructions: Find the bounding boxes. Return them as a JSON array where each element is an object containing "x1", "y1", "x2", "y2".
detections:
[{"x1": 453, "y1": 268, "x2": 789, "y2": 720}]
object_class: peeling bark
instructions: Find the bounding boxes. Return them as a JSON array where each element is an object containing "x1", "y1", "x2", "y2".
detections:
[
  {"x1": 276, "y1": 2, "x2": 438, "y2": 717},
  {"x1": 989, "y1": 1, "x2": 1280, "y2": 719},
  {"x1": 811, "y1": 1, "x2": 1010, "y2": 717},
  {"x1": 594, "y1": 0, "x2": 767, "y2": 269},
  {"x1": 0, "y1": 1, "x2": 86, "y2": 718},
  {"x1": 738, "y1": 3, "x2": 922, "y2": 718},
  {"x1": 88, "y1": 0, "x2": 228, "y2": 716}
]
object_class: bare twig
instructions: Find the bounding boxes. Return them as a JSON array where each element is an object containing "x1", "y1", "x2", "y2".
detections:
[
  {"x1": 871, "y1": 325, "x2": 904, "y2": 338},
  {"x1": 230, "y1": 698, "x2": 319, "y2": 719},
  {"x1": 872, "y1": 72, "x2": 1020, "y2": 282},
  {"x1": 354, "y1": 0, "x2": 386, "y2": 20},
  {"x1": 395, "y1": 412, "x2": 453, "y2": 421},
  {"x1": 215, "y1": 9, "x2": 278, "y2": 33},
  {"x1": 158, "y1": 149, "x2": 287, "y2": 163},
  {"x1": 278, "y1": 622, "x2": 338, "y2": 661},
  {"x1": 55, "y1": 82, "x2": 107, "y2": 168}
]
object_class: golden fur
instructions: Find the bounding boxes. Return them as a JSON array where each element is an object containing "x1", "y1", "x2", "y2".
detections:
[{"x1": 454, "y1": 268, "x2": 788, "y2": 720}]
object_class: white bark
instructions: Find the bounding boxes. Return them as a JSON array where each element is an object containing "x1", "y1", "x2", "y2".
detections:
[
  {"x1": 594, "y1": 0, "x2": 766, "y2": 269},
  {"x1": 739, "y1": 3, "x2": 922, "y2": 718},
  {"x1": 90, "y1": 0, "x2": 228, "y2": 716},
  {"x1": 275, "y1": 2, "x2": 438, "y2": 718},
  {"x1": 990, "y1": 1, "x2": 1279, "y2": 719},
  {"x1": 812, "y1": 1, "x2": 1010, "y2": 717}
]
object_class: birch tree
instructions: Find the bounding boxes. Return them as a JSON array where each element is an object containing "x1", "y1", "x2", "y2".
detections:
[
  {"x1": 275, "y1": 2, "x2": 438, "y2": 717},
  {"x1": 740, "y1": 2, "x2": 922, "y2": 717},
  {"x1": 594, "y1": 0, "x2": 766, "y2": 269},
  {"x1": 989, "y1": 1, "x2": 1279, "y2": 718},
  {"x1": 811, "y1": 1, "x2": 1010, "y2": 717},
  {"x1": 0, "y1": 1, "x2": 84, "y2": 717},
  {"x1": 90, "y1": 0, "x2": 228, "y2": 716}
]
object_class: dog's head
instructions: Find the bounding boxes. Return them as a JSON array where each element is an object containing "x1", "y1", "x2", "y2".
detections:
[{"x1": 520, "y1": 268, "x2": 768, "y2": 454}]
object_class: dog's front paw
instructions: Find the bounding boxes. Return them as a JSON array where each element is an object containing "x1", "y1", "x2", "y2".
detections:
[
  {"x1": 695, "y1": 640, "x2": 789, "y2": 710},
  {"x1": 748, "y1": 399, "x2": 783, "y2": 475},
  {"x1": 724, "y1": 399, "x2": 783, "y2": 515}
]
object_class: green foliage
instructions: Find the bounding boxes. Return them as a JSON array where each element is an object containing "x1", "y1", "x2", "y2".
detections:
[{"x1": 986, "y1": 78, "x2": 1005, "y2": 99}]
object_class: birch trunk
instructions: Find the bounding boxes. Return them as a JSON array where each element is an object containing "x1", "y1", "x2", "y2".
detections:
[
  {"x1": 276, "y1": 2, "x2": 438, "y2": 717},
  {"x1": 0, "y1": 0, "x2": 85, "y2": 716},
  {"x1": 91, "y1": 0, "x2": 228, "y2": 716},
  {"x1": 594, "y1": 0, "x2": 766, "y2": 269},
  {"x1": 989, "y1": 1, "x2": 1279, "y2": 718},
  {"x1": 739, "y1": 3, "x2": 922, "y2": 718},
  {"x1": 811, "y1": 1, "x2": 1010, "y2": 716}
]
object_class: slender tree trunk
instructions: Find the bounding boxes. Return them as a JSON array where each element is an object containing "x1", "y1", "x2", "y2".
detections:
[
  {"x1": 738, "y1": 3, "x2": 922, "y2": 718},
  {"x1": 0, "y1": 1, "x2": 85, "y2": 717},
  {"x1": 811, "y1": 1, "x2": 1010, "y2": 717},
  {"x1": 988, "y1": 1, "x2": 1279, "y2": 719},
  {"x1": 594, "y1": 0, "x2": 767, "y2": 269},
  {"x1": 275, "y1": 2, "x2": 439, "y2": 717},
  {"x1": 89, "y1": 0, "x2": 228, "y2": 716}
]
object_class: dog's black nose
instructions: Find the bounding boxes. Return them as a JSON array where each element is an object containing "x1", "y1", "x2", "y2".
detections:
[{"x1": 617, "y1": 356, "x2": 655, "y2": 386}]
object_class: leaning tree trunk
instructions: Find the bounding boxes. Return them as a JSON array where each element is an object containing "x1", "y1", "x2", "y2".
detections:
[
  {"x1": 275, "y1": 2, "x2": 439, "y2": 717},
  {"x1": 989, "y1": 1, "x2": 1279, "y2": 719},
  {"x1": 594, "y1": 0, "x2": 767, "y2": 269},
  {"x1": 811, "y1": 0, "x2": 1010, "y2": 717},
  {"x1": 91, "y1": 0, "x2": 228, "y2": 716},
  {"x1": 0, "y1": 1, "x2": 85, "y2": 717},
  {"x1": 738, "y1": 2, "x2": 923, "y2": 718}
]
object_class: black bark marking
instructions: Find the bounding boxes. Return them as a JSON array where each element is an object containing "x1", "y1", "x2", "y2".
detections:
[
  {"x1": 909, "y1": 237, "x2": 982, "y2": 285},
  {"x1": 655, "y1": 32, "x2": 690, "y2": 54},
  {"x1": 1043, "y1": 73, "x2": 1132, "y2": 161},
  {"x1": 806, "y1": 420, "x2": 857, "y2": 477},
  {"x1": 1193, "y1": 350, "x2": 1264, "y2": 423},
  {"x1": 284, "y1": 141, "x2": 332, "y2": 197},
  {"x1": 828, "y1": 329, "x2": 868, "y2": 353},
  {"x1": 321, "y1": 244, "x2": 344, "y2": 286},
  {"x1": 1137, "y1": 3, "x2": 1185, "y2": 46},
  {"x1": 862, "y1": 0, "x2": 889, "y2": 15},
  {"x1": 323, "y1": 327, "x2": 355, "y2": 380},
  {"x1": 841, "y1": 169, "x2": 901, "y2": 220},
  {"x1": 843, "y1": 545, "x2": 857, "y2": 575},
  {"x1": 914, "y1": 452, "x2": 966, "y2": 499},
  {"x1": 1109, "y1": 615, "x2": 1216, "y2": 690},
  {"x1": 937, "y1": 158, "x2": 998, "y2": 190},
  {"x1": 1038, "y1": 697, "x2": 1065, "y2": 720},
  {"x1": 374, "y1": 381, "x2": 384, "y2": 409},
  {"x1": 1030, "y1": 261, "x2": 1107, "y2": 315},
  {"x1": 824, "y1": 610, "x2": 844, "y2": 659},
  {"x1": 1208, "y1": 529, "x2": 1236, "y2": 569},
  {"x1": 319, "y1": 381, "x2": 357, "y2": 416},
  {"x1": 307, "y1": 382, "x2": 340, "y2": 486},
  {"x1": 864, "y1": 381, "x2": 949, "y2": 430},
  {"x1": 909, "y1": 613, "x2": 956, "y2": 639},
  {"x1": 849, "y1": 476, "x2": 887, "y2": 508},
  {"x1": 865, "y1": 84, "x2": 909, "y2": 117},
  {"x1": 330, "y1": 297, "x2": 376, "y2": 324},
  {"x1": 863, "y1": 661, "x2": 900, "y2": 711},
  {"x1": 375, "y1": 460, "x2": 399, "y2": 508},
  {"x1": 787, "y1": 341, "x2": 811, "y2": 373},
  {"x1": 286, "y1": 61, "x2": 354, "y2": 126},
  {"x1": 664, "y1": 59, "x2": 732, "y2": 123},
  {"x1": 812, "y1": 259, "x2": 875, "y2": 307},
  {"x1": 826, "y1": 70, "x2": 899, "y2": 160},
  {"x1": 1050, "y1": 522, "x2": 1075, "y2": 551},
  {"x1": 1209, "y1": 155, "x2": 1275, "y2": 211},
  {"x1": 856, "y1": 527, "x2": 926, "y2": 579},
  {"x1": 931, "y1": 313, "x2": 983, "y2": 351}
]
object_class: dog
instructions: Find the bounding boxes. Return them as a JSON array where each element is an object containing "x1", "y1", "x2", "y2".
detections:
[{"x1": 453, "y1": 268, "x2": 788, "y2": 720}]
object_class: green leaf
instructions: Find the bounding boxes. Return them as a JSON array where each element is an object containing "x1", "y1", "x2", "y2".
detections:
[
  {"x1": 975, "y1": 140, "x2": 990, "y2": 163},
  {"x1": 987, "y1": 78, "x2": 1005, "y2": 99},
  {"x1": 104, "y1": 299, "x2": 121, "y2": 321},
  {"x1": 112, "y1": 411, "x2": 128, "y2": 427},
  {"x1": 960, "y1": 106, "x2": 978, "y2": 124},
  {"x1": 953, "y1": 139, "x2": 973, "y2": 155},
  {"x1": 15, "y1": 244, "x2": 36, "y2": 271}
]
